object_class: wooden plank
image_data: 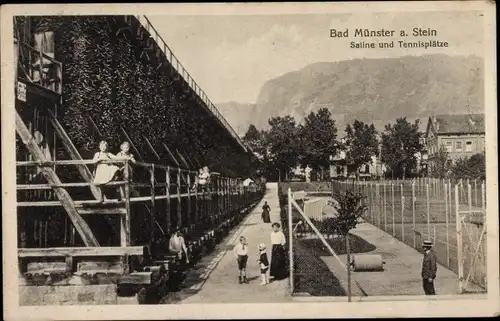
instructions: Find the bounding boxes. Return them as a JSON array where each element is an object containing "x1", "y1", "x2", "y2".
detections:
[
  {"x1": 26, "y1": 262, "x2": 67, "y2": 275},
  {"x1": 17, "y1": 181, "x2": 127, "y2": 190},
  {"x1": 77, "y1": 207, "x2": 126, "y2": 215},
  {"x1": 46, "y1": 109, "x2": 102, "y2": 201},
  {"x1": 16, "y1": 111, "x2": 99, "y2": 247},
  {"x1": 77, "y1": 261, "x2": 124, "y2": 275},
  {"x1": 19, "y1": 246, "x2": 144, "y2": 258},
  {"x1": 118, "y1": 272, "x2": 152, "y2": 285},
  {"x1": 122, "y1": 162, "x2": 131, "y2": 274}
]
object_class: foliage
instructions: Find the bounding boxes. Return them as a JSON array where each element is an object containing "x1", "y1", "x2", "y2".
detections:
[
  {"x1": 344, "y1": 120, "x2": 378, "y2": 177},
  {"x1": 332, "y1": 191, "x2": 366, "y2": 236},
  {"x1": 267, "y1": 116, "x2": 300, "y2": 180},
  {"x1": 451, "y1": 153, "x2": 486, "y2": 180},
  {"x1": 430, "y1": 145, "x2": 453, "y2": 178},
  {"x1": 29, "y1": 16, "x2": 253, "y2": 177},
  {"x1": 298, "y1": 108, "x2": 338, "y2": 171},
  {"x1": 380, "y1": 118, "x2": 422, "y2": 179}
]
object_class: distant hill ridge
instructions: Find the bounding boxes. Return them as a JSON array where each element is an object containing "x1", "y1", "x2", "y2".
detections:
[{"x1": 216, "y1": 54, "x2": 484, "y2": 136}]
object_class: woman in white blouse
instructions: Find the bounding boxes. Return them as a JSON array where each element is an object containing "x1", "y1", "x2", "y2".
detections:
[{"x1": 269, "y1": 222, "x2": 287, "y2": 280}]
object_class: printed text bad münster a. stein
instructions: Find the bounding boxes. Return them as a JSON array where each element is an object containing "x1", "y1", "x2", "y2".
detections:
[{"x1": 329, "y1": 27, "x2": 438, "y2": 38}]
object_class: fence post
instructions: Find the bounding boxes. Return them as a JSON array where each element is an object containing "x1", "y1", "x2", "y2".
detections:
[
  {"x1": 467, "y1": 183, "x2": 472, "y2": 217},
  {"x1": 412, "y1": 181, "x2": 416, "y2": 248},
  {"x1": 474, "y1": 179, "x2": 478, "y2": 207},
  {"x1": 383, "y1": 183, "x2": 387, "y2": 231},
  {"x1": 376, "y1": 183, "x2": 380, "y2": 228},
  {"x1": 444, "y1": 182, "x2": 450, "y2": 266},
  {"x1": 288, "y1": 188, "x2": 294, "y2": 293},
  {"x1": 426, "y1": 183, "x2": 430, "y2": 236},
  {"x1": 481, "y1": 182, "x2": 485, "y2": 210},
  {"x1": 401, "y1": 183, "x2": 404, "y2": 242},
  {"x1": 455, "y1": 185, "x2": 464, "y2": 293},
  {"x1": 391, "y1": 182, "x2": 395, "y2": 235}
]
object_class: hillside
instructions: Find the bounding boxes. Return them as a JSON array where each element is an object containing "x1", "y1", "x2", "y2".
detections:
[
  {"x1": 215, "y1": 101, "x2": 257, "y2": 136},
  {"x1": 218, "y1": 54, "x2": 484, "y2": 136}
]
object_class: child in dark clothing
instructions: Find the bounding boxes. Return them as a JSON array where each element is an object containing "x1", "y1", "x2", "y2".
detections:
[{"x1": 257, "y1": 243, "x2": 269, "y2": 285}]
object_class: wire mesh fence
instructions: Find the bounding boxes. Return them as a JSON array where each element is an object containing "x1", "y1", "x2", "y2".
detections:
[
  {"x1": 331, "y1": 177, "x2": 487, "y2": 292},
  {"x1": 287, "y1": 192, "x2": 367, "y2": 299}
]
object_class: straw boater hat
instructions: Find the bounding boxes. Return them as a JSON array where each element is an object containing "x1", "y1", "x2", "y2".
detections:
[
  {"x1": 422, "y1": 240, "x2": 433, "y2": 248},
  {"x1": 258, "y1": 243, "x2": 266, "y2": 251}
]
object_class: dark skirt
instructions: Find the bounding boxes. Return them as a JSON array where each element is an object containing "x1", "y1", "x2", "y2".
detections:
[
  {"x1": 262, "y1": 209, "x2": 271, "y2": 223},
  {"x1": 270, "y1": 244, "x2": 287, "y2": 279}
]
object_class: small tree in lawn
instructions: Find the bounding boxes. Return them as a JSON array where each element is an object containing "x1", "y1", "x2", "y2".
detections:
[{"x1": 332, "y1": 190, "x2": 367, "y2": 301}]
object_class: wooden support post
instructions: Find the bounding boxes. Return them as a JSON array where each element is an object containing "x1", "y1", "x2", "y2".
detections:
[
  {"x1": 150, "y1": 164, "x2": 156, "y2": 242},
  {"x1": 186, "y1": 170, "x2": 191, "y2": 227},
  {"x1": 455, "y1": 186, "x2": 464, "y2": 293},
  {"x1": 177, "y1": 168, "x2": 182, "y2": 228},
  {"x1": 444, "y1": 183, "x2": 451, "y2": 266},
  {"x1": 166, "y1": 167, "x2": 171, "y2": 234},
  {"x1": 122, "y1": 160, "x2": 131, "y2": 273}
]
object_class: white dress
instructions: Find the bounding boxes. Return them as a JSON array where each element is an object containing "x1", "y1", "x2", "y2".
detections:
[{"x1": 93, "y1": 152, "x2": 120, "y2": 185}]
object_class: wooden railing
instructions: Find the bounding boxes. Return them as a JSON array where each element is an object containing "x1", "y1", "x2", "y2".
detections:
[{"x1": 16, "y1": 158, "x2": 256, "y2": 206}]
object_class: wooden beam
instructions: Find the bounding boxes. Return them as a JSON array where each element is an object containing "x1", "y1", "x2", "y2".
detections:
[
  {"x1": 120, "y1": 126, "x2": 143, "y2": 161},
  {"x1": 16, "y1": 111, "x2": 99, "y2": 247},
  {"x1": 175, "y1": 149, "x2": 191, "y2": 169},
  {"x1": 143, "y1": 135, "x2": 160, "y2": 160},
  {"x1": 161, "y1": 142, "x2": 180, "y2": 167},
  {"x1": 47, "y1": 109, "x2": 102, "y2": 201},
  {"x1": 17, "y1": 181, "x2": 126, "y2": 190},
  {"x1": 18, "y1": 246, "x2": 144, "y2": 258}
]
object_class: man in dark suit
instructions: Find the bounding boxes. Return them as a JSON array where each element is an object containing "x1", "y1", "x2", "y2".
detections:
[{"x1": 421, "y1": 240, "x2": 437, "y2": 295}]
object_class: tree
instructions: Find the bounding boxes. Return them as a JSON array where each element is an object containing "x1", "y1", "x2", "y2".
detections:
[
  {"x1": 298, "y1": 108, "x2": 338, "y2": 181},
  {"x1": 332, "y1": 191, "x2": 367, "y2": 302},
  {"x1": 380, "y1": 118, "x2": 423, "y2": 179},
  {"x1": 430, "y1": 145, "x2": 453, "y2": 178},
  {"x1": 267, "y1": 116, "x2": 300, "y2": 181},
  {"x1": 344, "y1": 120, "x2": 379, "y2": 179},
  {"x1": 452, "y1": 153, "x2": 486, "y2": 180}
]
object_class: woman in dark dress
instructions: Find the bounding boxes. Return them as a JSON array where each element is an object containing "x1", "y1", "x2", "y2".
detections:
[
  {"x1": 261, "y1": 201, "x2": 271, "y2": 223},
  {"x1": 269, "y1": 222, "x2": 287, "y2": 280}
]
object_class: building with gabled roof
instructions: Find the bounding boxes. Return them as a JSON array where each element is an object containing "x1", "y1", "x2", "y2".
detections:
[{"x1": 425, "y1": 113, "x2": 485, "y2": 169}]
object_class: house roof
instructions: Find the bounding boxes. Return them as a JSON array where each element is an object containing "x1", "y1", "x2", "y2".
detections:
[{"x1": 431, "y1": 114, "x2": 485, "y2": 135}]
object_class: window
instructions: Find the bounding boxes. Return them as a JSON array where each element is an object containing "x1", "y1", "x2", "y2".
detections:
[
  {"x1": 465, "y1": 141, "x2": 473, "y2": 152},
  {"x1": 456, "y1": 141, "x2": 463, "y2": 152},
  {"x1": 445, "y1": 141, "x2": 453, "y2": 153}
]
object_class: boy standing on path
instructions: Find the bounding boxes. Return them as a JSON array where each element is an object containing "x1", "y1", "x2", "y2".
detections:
[
  {"x1": 234, "y1": 236, "x2": 249, "y2": 284},
  {"x1": 421, "y1": 240, "x2": 437, "y2": 295}
]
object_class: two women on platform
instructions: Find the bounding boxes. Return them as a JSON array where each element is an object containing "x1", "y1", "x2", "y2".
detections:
[{"x1": 93, "y1": 140, "x2": 135, "y2": 203}]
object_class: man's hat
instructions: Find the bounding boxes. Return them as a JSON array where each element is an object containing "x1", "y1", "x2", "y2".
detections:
[{"x1": 421, "y1": 240, "x2": 433, "y2": 248}]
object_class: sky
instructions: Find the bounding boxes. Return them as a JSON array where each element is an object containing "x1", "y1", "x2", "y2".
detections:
[{"x1": 147, "y1": 11, "x2": 484, "y2": 104}]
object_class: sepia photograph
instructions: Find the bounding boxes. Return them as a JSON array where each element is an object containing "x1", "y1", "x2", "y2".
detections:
[{"x1": 1, "y1": 2, "x2": 498, "y2": 320}]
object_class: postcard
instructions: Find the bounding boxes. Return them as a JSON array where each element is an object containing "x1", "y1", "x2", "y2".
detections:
[{"x1": 1, "y1": 1, "x2": 498, "y2": 320}]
